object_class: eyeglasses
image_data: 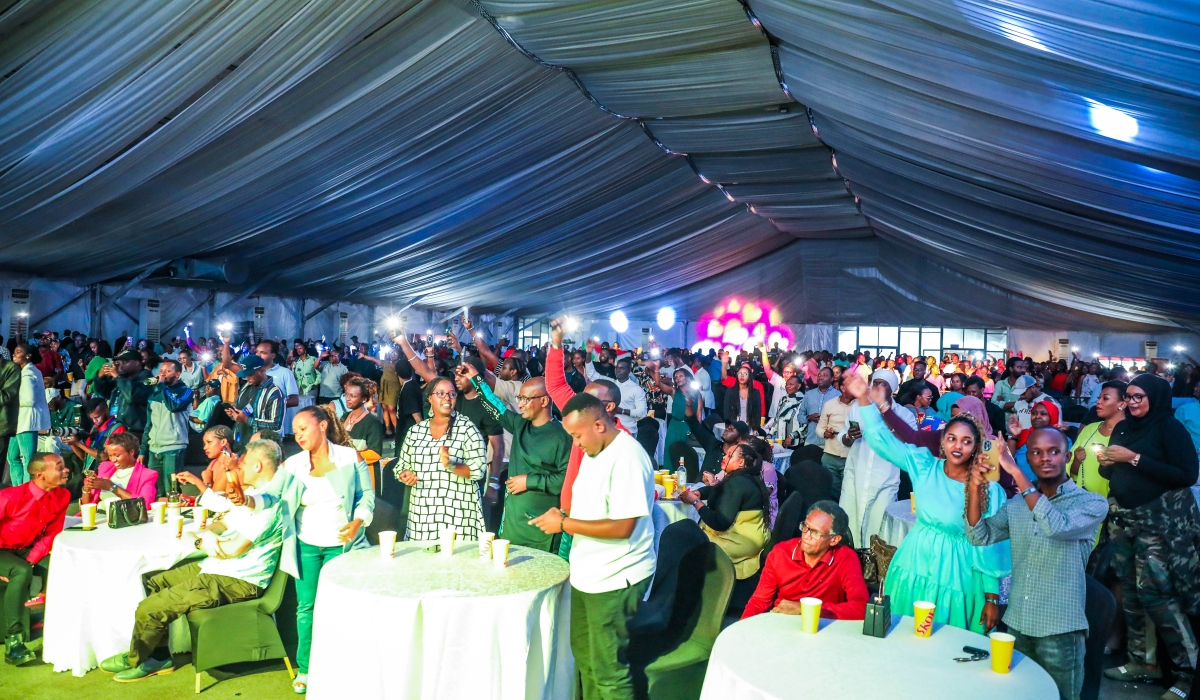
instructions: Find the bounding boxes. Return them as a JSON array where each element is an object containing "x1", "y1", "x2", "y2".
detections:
[
  {"x1": 800, "y1": 523, "x2": 834, "y2": 540},
  {"x1": 517, "y1": 394, "x2": 547, "y2": 404},
  {"x1": 1125, "y1": 392, "x2": 1148, "y2": 403},
  {"x1": 433, "y1": 390, "x2": 457, "y2": 399}
]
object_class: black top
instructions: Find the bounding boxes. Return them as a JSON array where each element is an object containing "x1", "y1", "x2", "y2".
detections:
[
  {"x1": 592, "y1": 361, "x2": 616, "y2": 379},
  {"x1": 721, "y1": 384, "x2": 762, "y2": 428},
  {"x1": 456, "y1": 392, "x2": 503, "y2": 438},
  {"x1": 1101, "y1": 373, "x2": 1200, "y2": 509},
  {"x1": 394, "y1": 379, "x2": 425, "y2": 451},
  {"x1": 896, "y1": 377, "x2": 940, "y2": 408},
  {"x1": 685, "y1": 413, "x2": 726, "y2": 475},
  {"x1": 695, "y1": 472, "x2": 765, "y2": 532},
  {"x1": 348, "y1": 412, "x2": 385, "y2": 458}
]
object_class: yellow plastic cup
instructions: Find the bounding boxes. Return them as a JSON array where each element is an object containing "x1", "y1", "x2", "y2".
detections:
[
  {"x1": 662, "y1": 476, "x2": 676, "y2": 499},
  {"x1": 913, "y1": 601, "x2": 936, "y2": 637},
  {"x1": 81, "y1": 503, "x2": 97, "y2": 529},
  {"x1": 654, "y1": 472, "x2": 664, "y2": 485},
  {"x1": 800, "y1": 597, "x2": 822, "y2": 634},
  {"x1": 990, "y1": 632, "x2": 1015, "y2": 673},
  {"x1": 910, "y1": 493, "x2": 916, "y2": 513}
]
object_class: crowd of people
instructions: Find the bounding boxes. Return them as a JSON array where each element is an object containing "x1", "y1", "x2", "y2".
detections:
[{"x1": 1, "y1": 322, "x2": 1198, "y2": 700}]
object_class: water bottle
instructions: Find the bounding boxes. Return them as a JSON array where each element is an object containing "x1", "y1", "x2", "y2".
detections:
[{"x1": 676, "y1": 457, "x2": 688, "y2": 491}]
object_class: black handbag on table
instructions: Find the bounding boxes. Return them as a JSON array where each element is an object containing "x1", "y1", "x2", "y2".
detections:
[{"x1": 107, "y1": 497, "x2": 147, "y2": 528}]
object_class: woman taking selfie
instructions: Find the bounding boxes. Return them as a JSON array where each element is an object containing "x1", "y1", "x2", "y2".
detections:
[
  {"x1": 395, "y1": 376, "x2": 487, "y2": 541},
  {"x1": 1099, "y1": 374, "x2": 1200, "y2": 700},
  {"x1": 245, "y1": 405, "x2": 373, "y2": 694},
  {"x1": 843, "y1": 372, "x2": 1010, "y2": 634}
]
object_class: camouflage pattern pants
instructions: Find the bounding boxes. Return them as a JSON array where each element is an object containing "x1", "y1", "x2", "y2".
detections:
[{"x1": 1109, "y1": 517, "x2": 1198, "y2": 682}]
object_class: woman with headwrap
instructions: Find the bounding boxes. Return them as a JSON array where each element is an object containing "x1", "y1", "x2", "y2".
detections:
[
  {"x1": 1007, "y1": 400, "x2": 1068, "y2": 484},
  {"x1": 1099, "y1": 374, "x2": 1200, "y2": 700},
  {"x1": 837, "y1": 370, "x2": 917, "y2": 547}
]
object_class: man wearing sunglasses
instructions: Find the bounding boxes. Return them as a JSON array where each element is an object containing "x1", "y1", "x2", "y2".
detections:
[
  {"x1": 463, "y1": 363, "x2": 571, "y2": 552},
  {"x1": 741, "y1": 500, "x2": 868, "y2": 619}
]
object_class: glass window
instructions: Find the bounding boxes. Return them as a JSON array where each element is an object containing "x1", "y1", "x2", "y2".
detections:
[
  {"x1": 838, "y1": 328, "x2": 857, "y2": 355},
  {"x1": 986, "y1": 330, "x2": 1008, "y2": 353},
  {"x1": 859, "y1": 326, "x2": 878, "y2": 346},
  {"x1": 878, "y1": 326, "x2": 899, "y2": 347},
  {"x1": 964, "y1": 329, "x2": 985, "y2": 349},
  {"x1": 900, "y1": 330, "x2": 920, "y2": 357},
  {"x1": 921, "y1": 329, "x2": 940, "y2": 356},
  {"x1": 942, "y1": 328, "x2": 964, "y2": 349}
]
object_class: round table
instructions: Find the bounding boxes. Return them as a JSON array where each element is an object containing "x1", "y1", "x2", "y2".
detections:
[
  {"x1": 880, "y1": 499, "x2": 916, "y2": 546},
  {"x1": 43, "y1": 515, "x2": 200, "y2": 676},
  {"x1": 657, "y1": 498, "x2": 700, "y2": 524},
  {"x1": 700, "y1": 614, "x2": 1057, "y2": 700},
  {"x1": 307, "y1": 542, "x2": 572, "y2": 700}
]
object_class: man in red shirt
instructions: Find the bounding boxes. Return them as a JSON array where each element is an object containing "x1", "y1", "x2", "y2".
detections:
[
  {"x1": 0, "y1": 451, "x2": 69, "y2": 665},
  {"x1": 742, "y1": 500, "x2": 868, "y2": 620}
]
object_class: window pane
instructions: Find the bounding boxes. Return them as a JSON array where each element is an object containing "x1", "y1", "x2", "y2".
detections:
[
  {"x1": 859, "y1": 326, "x2": 878, "y2": 346},
  {"x1": 878, "y1": 326, "x2": 899, "y2": 347},
  {"x1": 942, "y1": 328, "x2": 964, "y2": 349},
  {"x1": 921, "y1": 329, "x2": 940, "y2": 353},
  {"x1": 964, "y1": 329, "x2": 985, "y2": 349},
  {"x1": 987, "y1": 330, "x2": 1008, "y2": 352},
  {"x1": 900, "y1": 330, "x2": 920, "y2": 357},
  {"x1": 838, "y1": 329, "x2": 858, "y2": 355}
]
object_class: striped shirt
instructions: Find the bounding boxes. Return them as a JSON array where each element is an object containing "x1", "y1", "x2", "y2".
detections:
[{"x1": 967, "y1": 478, "x2": 1107, "y2": 637}]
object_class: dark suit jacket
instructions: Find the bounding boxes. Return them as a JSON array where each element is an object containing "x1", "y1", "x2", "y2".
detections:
[{"x1": 0, "y1": 358, "x2": 20, "y2": 437}]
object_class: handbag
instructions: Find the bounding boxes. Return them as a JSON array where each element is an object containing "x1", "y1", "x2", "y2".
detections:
[
  {"x1": 107, "y1": 497, "x2": 147, "y2": 528},
  {"x1": 856, "y1": 535, "x2": 898, "y2": 588}
]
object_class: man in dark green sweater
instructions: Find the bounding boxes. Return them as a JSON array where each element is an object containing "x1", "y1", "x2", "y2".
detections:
[{"x1": 464, "y1": 363, "x2": 571, "y2": 552}]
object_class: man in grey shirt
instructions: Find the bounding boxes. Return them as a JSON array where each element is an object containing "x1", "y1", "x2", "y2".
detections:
[
  {"x1": 802, "y1": 367, "x2": 840, "y2": 447},
  {"x1": 966, "y1": 426, "x2": 1107, "y2": 700}
]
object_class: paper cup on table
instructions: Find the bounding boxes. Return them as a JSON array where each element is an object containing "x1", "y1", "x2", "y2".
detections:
[
  {"x1": 492, "y1": 539, "x2": 510, "y2": 569},
  {"x1": 654, "y1": 472, "x2": 664, "y2": 485},
  {"x1": 151, "y1": 501, "x2": 167, "y2": 524},
  {"x1": 81, "y1": 503, "x2": 97, "y2": 529},
  {"x1": 378, "y1": 531, "x2": 397, "y2": 558},
  {"x1": 479, "y1": 532, "x2": 495, "y2": 559},
  {"x1": 662, "y1": 476, "x2": 676, "y2": 499},
  {"x1": 439, "y1": 528, "x2": 456, "y2": 556},
  {"x1": 197, "y1": 507, "x2": 209, "y2": 529},
  {"x1": 799, "y1": 597, "x2": 822, "y2": 634},
  {"x1": 913, "y1": 601, "x2": 936, "y2": 637},
  {"x1": 989, "y1": 632, "x2": 1016, "y2": 674}
]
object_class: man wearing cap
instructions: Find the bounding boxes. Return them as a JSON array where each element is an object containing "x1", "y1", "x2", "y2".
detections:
[
  {"x1": 224, "y1": 356, "x2": 284, "y2": 446},
  {"x1": 93, "y1": 349, "x2": 156, "y2": 440},
  {"x1": 837, "y1": 371, "x2": 917, "y2": 547}
]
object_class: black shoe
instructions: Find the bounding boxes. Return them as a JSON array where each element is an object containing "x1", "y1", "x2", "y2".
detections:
[{"x1": 5, "y1": 634, "x2": 36, "y2": 666}]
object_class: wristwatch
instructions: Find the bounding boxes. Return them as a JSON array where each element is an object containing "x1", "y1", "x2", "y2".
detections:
[
  {"x1": 193, "y1": 538, "x2": 203, "y2": 550},
  {"x1": 1020, "y1": 485, "x2": 1039, "y2": 499}
]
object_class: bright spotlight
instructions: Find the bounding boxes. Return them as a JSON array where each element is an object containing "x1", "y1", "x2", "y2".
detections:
[
  {"x1": 1087, "y1": 99, "x2": 1138, "y2": 142},
  {"x1": 656, "y1": 307, "x2": 676, "y2": 330},
  {"x1": 217, "y1": 322, "x2": 232, "y2": 332},
  {"x1": 386, "y1": 317, "x2": 400, "y2": 329},
  {"x1": 609, "y1": 310, "x2": 629, "y2": 333},
  {"x1": 565, "y1": 317, "x2": 580, "y2": 332},
  {"x1": 1175, "y1": 345, "x2": 1185, "y2": 352}
]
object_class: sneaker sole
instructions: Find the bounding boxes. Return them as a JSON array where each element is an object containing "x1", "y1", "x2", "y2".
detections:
[{"x1": 114, "y1": 666, "x2": 174, "y2": 683}]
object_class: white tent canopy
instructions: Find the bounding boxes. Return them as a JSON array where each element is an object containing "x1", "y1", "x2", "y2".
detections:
[{"x1": 0, "y1": 0, "x2": 1196, "y2": 334}]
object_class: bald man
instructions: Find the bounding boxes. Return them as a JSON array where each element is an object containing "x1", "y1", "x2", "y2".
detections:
[{"x1": 463, "y1": 365, "x2": 572, "y2": 551}]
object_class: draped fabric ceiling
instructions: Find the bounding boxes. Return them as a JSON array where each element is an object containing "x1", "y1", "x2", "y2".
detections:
[{"x1": 0, "y1": 0, "x2": 1196, "y2": 332}]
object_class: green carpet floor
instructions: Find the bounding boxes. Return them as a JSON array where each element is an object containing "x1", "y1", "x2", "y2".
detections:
[{"x1": 0, "y1": 645, "x2": 296, "y2": 699}]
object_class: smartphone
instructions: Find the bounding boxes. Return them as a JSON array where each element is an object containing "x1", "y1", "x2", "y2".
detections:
[
  {"x1": 980, "y1": 439, "x2": 1002, "y2": 480},
  {"x1": 1091, "y1": 443, "x2": 1104, "y2": 456},
  {"x1": 848, "y1": 420, "x2": 860, "y2": 432}
]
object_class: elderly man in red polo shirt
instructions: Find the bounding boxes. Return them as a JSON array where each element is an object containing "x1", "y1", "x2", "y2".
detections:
[
  {"x1": 742, "y1": 500, "x2": 869, "y2": 620},
  {"x1": 0, "y1": 452, "x2": 69, "y2": 666}
]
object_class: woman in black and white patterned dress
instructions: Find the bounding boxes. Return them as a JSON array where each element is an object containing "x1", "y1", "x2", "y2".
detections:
[{"x1": 395, "y1": 376, "x2": 487, "y2": 540}]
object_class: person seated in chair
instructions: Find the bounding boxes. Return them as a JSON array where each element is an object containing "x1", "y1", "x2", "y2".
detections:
[
  {"x1": 80, "y1": 432, "x2": 158, "y2": 507},
  {"x1": 741, "y1": 500, "x2": 868, "y2": 620},
  {"x1": 0, "y1": 453, "x2": 69, "y2": 665},
  {"x1": 679, "y1": 444, "x2": 771, "y2": 581},
  {"x1": 100, "y1": 440, "x2": 286, "y2": 682}
]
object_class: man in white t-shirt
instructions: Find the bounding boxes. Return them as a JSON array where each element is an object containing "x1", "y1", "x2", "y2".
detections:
[{"x1": 530, "y1": 392, "x2": 655, "y2": 700}]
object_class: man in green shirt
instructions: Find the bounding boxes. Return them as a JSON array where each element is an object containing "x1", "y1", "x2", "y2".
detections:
[{"x1": 463, "y1": 363, "x2": 571, "y2": 552}]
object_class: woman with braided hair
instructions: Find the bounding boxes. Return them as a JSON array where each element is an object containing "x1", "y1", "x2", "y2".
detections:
[{"x1": 843, "y1": 372, "x2": 1011, "y2": 634}]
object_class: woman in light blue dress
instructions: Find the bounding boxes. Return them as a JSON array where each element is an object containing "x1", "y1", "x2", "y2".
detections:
[{"x1": 845, "y1": 373, "x2": 1011, "y2": 634}]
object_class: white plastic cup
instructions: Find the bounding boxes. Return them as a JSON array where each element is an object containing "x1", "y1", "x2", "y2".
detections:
[
  {"x1": 196, "y1": 507, "x2": 209, "y2": 529},
  {"x1": 479, "y1": 532, "x2": 495, "y2": 559},
  {"x1": 151, "y1": 501, "x2": 167, "y2": 524},
  {"x1": 378, "y1": 531, "x2": 397, "y2": 558},
  {"x1": 492, "y1": 539, "x2": 510, "y2": 569},
  {"x1": 167, "y1": 502, "x2": 182, "y2": 523},
  {"x1": 81, "y1": 503, "x2": 97, "y2": 529},
  {"x1": 439, "y1": 528, "x2": 456, "y2": 556}
]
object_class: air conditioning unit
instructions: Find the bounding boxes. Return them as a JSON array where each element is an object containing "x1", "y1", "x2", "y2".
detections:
[
  {"x1": 338, "y1": 311, "x2": 349, "y2": 345},
  {"x1": 139, "y1": 299, "x2": 161, "y2": 344},
  {"x1": 641, "y1": 327, "x2": 651, "y2": 349},
  {"x1": 1056, "y1": 338, "x2": 1071, "y2": 361},
  {"x1": 7, "y1": 288, "x2": 30, "y2": 340},
  {"x1": 253, "y1": 306, "x2": 266, "y2": 337},
  {"x1": 1143, "y1": 340, "x2": 1159, "y2": 359}
]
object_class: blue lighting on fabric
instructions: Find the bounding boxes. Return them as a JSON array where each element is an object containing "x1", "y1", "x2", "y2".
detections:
[{"x1": 1086, "y1": 99, "x2": 1138, "y2": 142}]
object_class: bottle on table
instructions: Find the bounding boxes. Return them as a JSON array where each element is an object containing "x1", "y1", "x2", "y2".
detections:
[{"x1": 676, "y1": 457, "x2": 688, "y2": 490}]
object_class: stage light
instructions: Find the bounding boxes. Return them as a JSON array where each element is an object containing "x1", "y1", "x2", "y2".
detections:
[
  {"x1": 1175, "y1": 345, "x2": 1185, "y2": 352},
  {"x1": 1087, "y1": 99, "x2": 1138, "y2": 142},
  {"x1": 657, "y1": 307, "x2": 675, "y2": 330},
  {"x1": 565, "y1": 317, "x2": 580, "y2": 332},
  {"x1": 609, "y1": 311, "x2": 629, "y2": 333}
]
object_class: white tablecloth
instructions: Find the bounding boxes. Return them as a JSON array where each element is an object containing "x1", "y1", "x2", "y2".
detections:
[
  {"x1": 700, "y1": 614, "x2": 1057, "y2": 700},
  {"x1": 657, "y1": 499, "x2": 700, "y2": 524},
  {"x1": 43, "y1": 516, "x2": 200, "y2": 676},
  {"x1": 880, "y1": 500, "x2": 916, "y2": 546},
  {"x1": 307, "y1": 542, "x2": 572, "y2": 700}
]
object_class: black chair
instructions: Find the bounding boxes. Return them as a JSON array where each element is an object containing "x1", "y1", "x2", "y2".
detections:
[
  {"x1": 1082, "y1": 576, "x2": 1116, "y2": 700},
  {"x1": 782, "y1": 461, "x2": 833, "y2": 518}
]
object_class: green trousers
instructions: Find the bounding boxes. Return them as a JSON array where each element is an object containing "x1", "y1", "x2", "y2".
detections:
[
  {"x1": 570, "y1": 576, "x2": 652, "y2": 700},
  {"x1": 6, "y1": 432, "x2": 36, "y2": 487},
  {"x1": 295, "y1": 542, "x2": 344, "y2": 673},
  {"x1": 130, "y1": 562, "x2": 260, "y2": 666},
  {"x1": 146, "y1": 448, "x2": 187, "y2": 498}
]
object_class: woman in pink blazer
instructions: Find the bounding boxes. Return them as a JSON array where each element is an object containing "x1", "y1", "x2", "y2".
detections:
[{"x1": 80, "y1": 432, "x2": 159, "y2": 506}]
